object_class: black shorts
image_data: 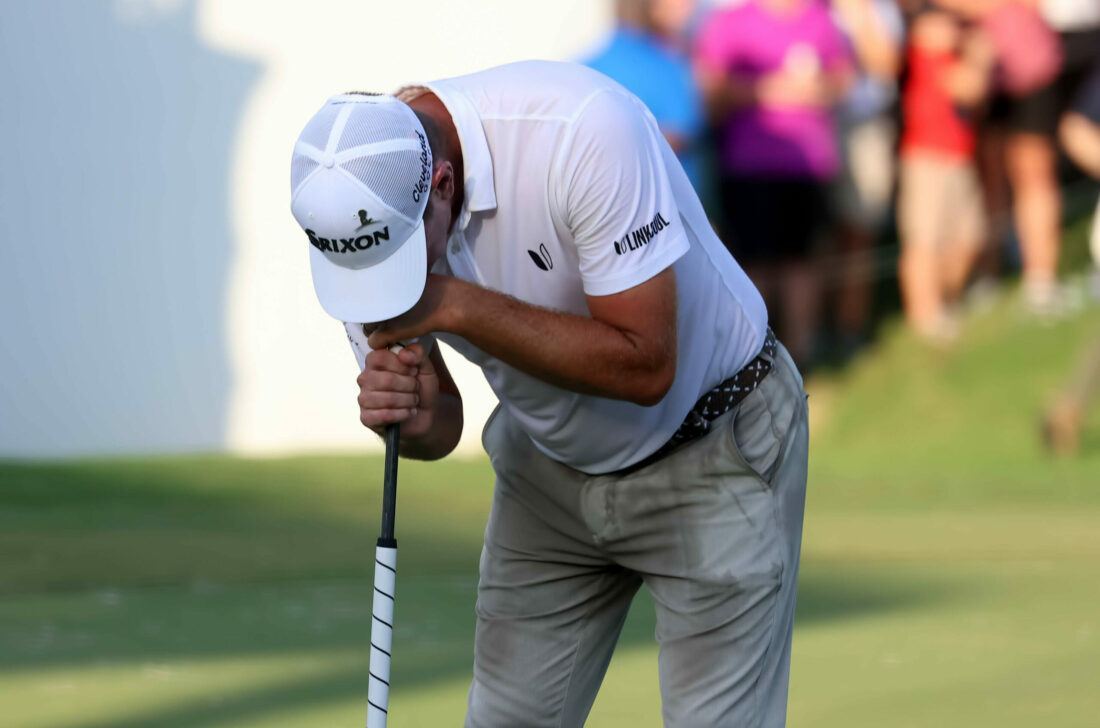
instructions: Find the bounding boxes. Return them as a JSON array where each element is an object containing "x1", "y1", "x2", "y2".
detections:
[
  {"x1": 986, "y1": 83, "x2": 1060, "y2": 137},
  {"x1": 987, "y1": 28, "x2": 1100, "y2": 137},
  {"x1": 719, "y1": 176, "x2": 830, "y2": 265}
]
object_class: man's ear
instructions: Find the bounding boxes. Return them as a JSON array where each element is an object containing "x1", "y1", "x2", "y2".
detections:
[{"x1": 432, "y1": 162, "x2": 455, "y2": 205}]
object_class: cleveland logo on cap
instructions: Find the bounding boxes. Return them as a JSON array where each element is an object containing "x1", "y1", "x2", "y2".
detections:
[{"x1": 412, "y1": 130, "x2": 430, "y2": 203}]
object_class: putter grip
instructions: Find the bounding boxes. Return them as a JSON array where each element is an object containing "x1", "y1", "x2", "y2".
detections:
[{"x1": 367, "y1": 544, "x2": 397, "y2": 728}]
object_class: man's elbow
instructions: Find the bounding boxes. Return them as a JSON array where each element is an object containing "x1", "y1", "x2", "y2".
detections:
[{"x1": 629, "y1": 357, "x2": 677, "y2": 407}]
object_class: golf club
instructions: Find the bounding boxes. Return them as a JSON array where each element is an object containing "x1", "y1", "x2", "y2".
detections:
[
  {"x1": 367, "y1": 420, "x2": 400, "y2": 728},
  {"x1": 360, "y1": 337, "x2": 408, "y2": 728}
]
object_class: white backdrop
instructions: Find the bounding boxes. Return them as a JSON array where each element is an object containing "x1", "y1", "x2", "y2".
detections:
[{"x1": 0, "y1": 0, "x2": 610, "y2": 457}]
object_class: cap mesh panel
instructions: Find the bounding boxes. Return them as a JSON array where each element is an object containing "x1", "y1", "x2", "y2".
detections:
[
  {"x1": 342, "y1": 150, "x2": 424, "y2": 222},
  {"x1": 291, "y1": 97, "x2": 431, "y2": 227},
  {"x1": 290, "y1": 155, "x2": 319, "y2": 191},
  {"x1": 298, "y1": 104, "x2": 342, "y2": 151},
  {"x1": 335, "y1": 101, "x2": 415, "y2": 153}
]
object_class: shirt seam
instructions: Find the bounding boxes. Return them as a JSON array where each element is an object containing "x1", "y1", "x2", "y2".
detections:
[{"x1": 549, "y1": 87, "x2": 644, "y2": 240}]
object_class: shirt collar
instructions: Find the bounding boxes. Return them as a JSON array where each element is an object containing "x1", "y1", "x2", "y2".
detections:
[{"x1": 424, "y1": 79, "x2": 497, "y2": 232}]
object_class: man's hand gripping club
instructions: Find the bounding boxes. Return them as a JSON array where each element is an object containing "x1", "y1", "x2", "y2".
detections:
[{"x1": 357, "y1": 340, "x2": 441, "y2": 440}]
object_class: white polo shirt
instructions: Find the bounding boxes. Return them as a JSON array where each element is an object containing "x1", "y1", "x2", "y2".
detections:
[{"x1": 421, "y1": 61, "x2": 767, "y2": 474}]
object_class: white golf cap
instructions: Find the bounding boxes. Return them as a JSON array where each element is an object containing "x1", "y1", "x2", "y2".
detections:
[{"x1": 290, "y1": 94, "x2": 433, "y2": 322}]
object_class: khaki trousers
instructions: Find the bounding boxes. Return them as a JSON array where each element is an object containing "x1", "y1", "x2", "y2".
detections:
[{"x1": 466, "y1": 342, "x2": 809, "y2": 727}]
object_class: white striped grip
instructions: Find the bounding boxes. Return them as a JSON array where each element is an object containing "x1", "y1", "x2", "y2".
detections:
[{"x1": 367, "y1": 545, "x2": 397, "y2": 728}]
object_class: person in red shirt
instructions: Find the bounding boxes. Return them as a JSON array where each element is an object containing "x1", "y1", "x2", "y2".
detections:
[{"x1": 896, "y1": 7, "x2": 995, "y2": 343}]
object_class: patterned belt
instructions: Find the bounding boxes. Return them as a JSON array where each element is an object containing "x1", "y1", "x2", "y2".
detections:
[{"x1": 612, "y1": 328, "x2": 778, "y2": 476}]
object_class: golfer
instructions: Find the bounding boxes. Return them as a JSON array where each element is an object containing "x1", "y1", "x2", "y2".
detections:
[{"x1": 290, "y1": 60, "x2": 809, "y2": 727}]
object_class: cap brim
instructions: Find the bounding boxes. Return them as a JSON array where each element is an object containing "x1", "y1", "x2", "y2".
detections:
[{"x1": 309, "y1": 220, "x2": 428, "y2": 323}]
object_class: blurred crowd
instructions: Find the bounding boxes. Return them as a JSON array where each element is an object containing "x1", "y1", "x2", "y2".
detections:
[{"x1": 583, "y1": 0, "x2": 1100, "y2": 371}]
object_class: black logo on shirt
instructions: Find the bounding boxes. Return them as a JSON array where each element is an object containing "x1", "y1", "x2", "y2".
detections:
[
  {"x1": 528, "y1": 243, "x2": 553, "y2": 271},
  {"x1": 613, "y1": 212, "x2": 671, "y2": 255}
]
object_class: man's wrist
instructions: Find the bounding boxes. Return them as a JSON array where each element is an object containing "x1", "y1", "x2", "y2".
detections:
[{"x1": 440, "y1": 276, "x2": 472, "y2": 338}]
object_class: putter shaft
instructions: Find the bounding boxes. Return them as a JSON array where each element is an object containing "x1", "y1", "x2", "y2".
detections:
[{"x1": 379, "y1": 423, "x2": 400, "y2": 545}]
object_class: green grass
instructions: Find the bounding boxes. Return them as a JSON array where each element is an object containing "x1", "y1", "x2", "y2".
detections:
[
  {"x1": 2, "y1": 226, "x2": 1099, "y2": 725},
  {"x1": 807, "y1": 295, "x2": 1100, "y2": 506}
]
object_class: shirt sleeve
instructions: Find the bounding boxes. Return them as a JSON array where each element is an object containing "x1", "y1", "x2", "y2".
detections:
[{"x1": 553, "y1": 89, "x2": 689, "y2": 297}]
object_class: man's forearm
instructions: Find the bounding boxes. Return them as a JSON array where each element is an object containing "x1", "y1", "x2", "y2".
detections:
[{"x1": 444, "y1": 278, "x2": 676, "y2": 406}]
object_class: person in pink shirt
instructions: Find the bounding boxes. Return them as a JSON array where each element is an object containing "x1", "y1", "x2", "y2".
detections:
[{"x1": 696, "y1": 0, "x2": 854, "y2": 368}]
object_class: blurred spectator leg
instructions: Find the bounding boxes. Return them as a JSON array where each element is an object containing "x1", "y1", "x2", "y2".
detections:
[
  {"x1": 836, "y1": 221, "x2": 874, "y2": 352},
  {"x1": 898, "y1": 155, "x2": 955, "y2": 343},
  {"x1": 940, "y1": 237, "x2": 984, "y2": 308},
  {"x1": 939, "y1": 234, "x2": 984, "y2": 318},
  {"x1": 1059, "y1": 112, "x2": 1100, "y2": 178},
  {"x1": 976, "y1": 127, "x2": 1008, "y2": 283},
  {"x1": 1058, "y1": 110, "x2": 1100, "y2": 294},
  {"x1": 780, "y1": 259, "x2": 822, "y2": 370},
  {"x1": 939, "y1": 165, "x2": 987, "y2": 307},
  {"x1": 1006, "y1": 131, "x2": 1063, "y2": 310},
  {"x1": 1057, "y1": 54, "x2": 1100, "y2": 290},
  {"x1": 1042, "y1": 336, "x2": 1100, "y2": 455},
  {"x1": 899, "y1": 239, "x2": 945, "y2": 339},
  {"x1": 835, "y1": 117, "x2": 895, "y2": 355}
]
